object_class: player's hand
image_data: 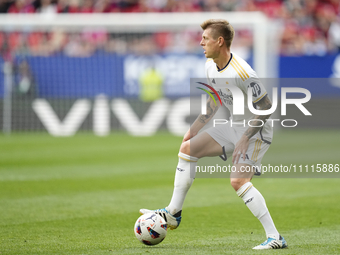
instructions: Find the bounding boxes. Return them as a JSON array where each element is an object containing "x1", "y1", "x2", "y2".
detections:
[{"x1": 232, "y1": 135, "x2": 250, "y2": 165}]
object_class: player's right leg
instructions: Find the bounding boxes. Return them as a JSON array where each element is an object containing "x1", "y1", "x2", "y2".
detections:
[{"x1": 139, "y1": 131, "x2": 223, "y2": 229}]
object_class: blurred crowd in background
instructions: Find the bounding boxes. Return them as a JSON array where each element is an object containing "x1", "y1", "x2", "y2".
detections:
[{"x1": 0, "y1": 0, "x2": 340, "y2": 57}]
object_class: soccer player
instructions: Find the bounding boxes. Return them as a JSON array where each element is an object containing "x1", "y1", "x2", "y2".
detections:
[{"x1": 140, "y1": 19, "x2": 287, "y2": 250}]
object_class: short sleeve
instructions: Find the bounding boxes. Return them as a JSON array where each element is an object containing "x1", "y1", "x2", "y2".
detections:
[
  {"x1": 247, "y1": 77, "x2": 268, "y2": 103},
  {"x1": 237, "y1": 73, "x2": 267, "y2": 104}
]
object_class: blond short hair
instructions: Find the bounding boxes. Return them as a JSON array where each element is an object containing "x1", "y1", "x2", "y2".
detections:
[{"x1": 200, "y1": 19, "x2": 235, "y2": 48}]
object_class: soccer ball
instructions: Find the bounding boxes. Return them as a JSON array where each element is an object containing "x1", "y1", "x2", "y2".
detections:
[{"x1": 134, "y1": 213, "x2": 167, "y2": 246}]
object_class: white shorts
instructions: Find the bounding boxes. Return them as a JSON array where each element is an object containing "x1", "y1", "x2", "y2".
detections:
[{"x1": 205, "y1": 124, "x2": 272, "y2": 168}]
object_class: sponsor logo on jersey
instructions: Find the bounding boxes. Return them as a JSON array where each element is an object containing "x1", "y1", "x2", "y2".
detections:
[
  {"x1": 176, "y1": 167, "x2": 185, "y2": 172},
  {"x1": 217, "y1": 89, "x2": 233, "y2": 105}
]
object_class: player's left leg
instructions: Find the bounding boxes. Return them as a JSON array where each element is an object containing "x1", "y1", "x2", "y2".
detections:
[
  {"x1": 230, "y1": 165, "x2": 287, "y2": 249},
  {"x1": 230, "y1": 166, "x2": 279, "y2": 239}
]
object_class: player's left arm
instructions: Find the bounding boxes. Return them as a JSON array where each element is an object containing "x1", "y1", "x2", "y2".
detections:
[{"x1": 232, "y1": 95, "x2": 273, "y2": 164}]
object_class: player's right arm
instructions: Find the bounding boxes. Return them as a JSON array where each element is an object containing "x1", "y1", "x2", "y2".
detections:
[{"x1": 182, "y1": 92, "x2": 220, "y2": 142}]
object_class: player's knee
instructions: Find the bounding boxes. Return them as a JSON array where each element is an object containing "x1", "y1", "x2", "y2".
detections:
[
  {"x1": 230, "y1": 178, "x2": 248, "y2": 191},
  {"x1": 179, "y1": 141, "x2": 190, "y2": 155}
]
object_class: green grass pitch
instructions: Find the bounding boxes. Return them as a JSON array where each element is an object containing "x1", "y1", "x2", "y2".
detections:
[{"x1": 0, "y1": 130, "x2": 340, "y2": 254}]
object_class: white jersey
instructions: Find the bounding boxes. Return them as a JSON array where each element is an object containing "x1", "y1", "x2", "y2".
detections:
[{"x1": 205, "y1": 52, "x2": 273, "y2": 143}]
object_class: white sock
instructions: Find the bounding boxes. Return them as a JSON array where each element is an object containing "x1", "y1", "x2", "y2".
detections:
[
  {"x1": 167, "y1": 152, "x2": 198, "y2": 215},
  {"x1": 237, "y1": 182, "x2": 280, "y2": 239}
]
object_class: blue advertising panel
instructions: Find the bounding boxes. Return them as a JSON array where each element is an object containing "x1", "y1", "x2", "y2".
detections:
[
  {"x1": 1, "y1": 53, "x2": 340, "y2": 98},
  {"x1": 26, "y1": 53, "x2": 125, "y2": 98}
]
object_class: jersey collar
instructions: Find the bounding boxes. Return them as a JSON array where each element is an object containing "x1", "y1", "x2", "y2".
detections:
[{"x1": 216, "y1": 53, "x2": 233, "y2": 73}]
